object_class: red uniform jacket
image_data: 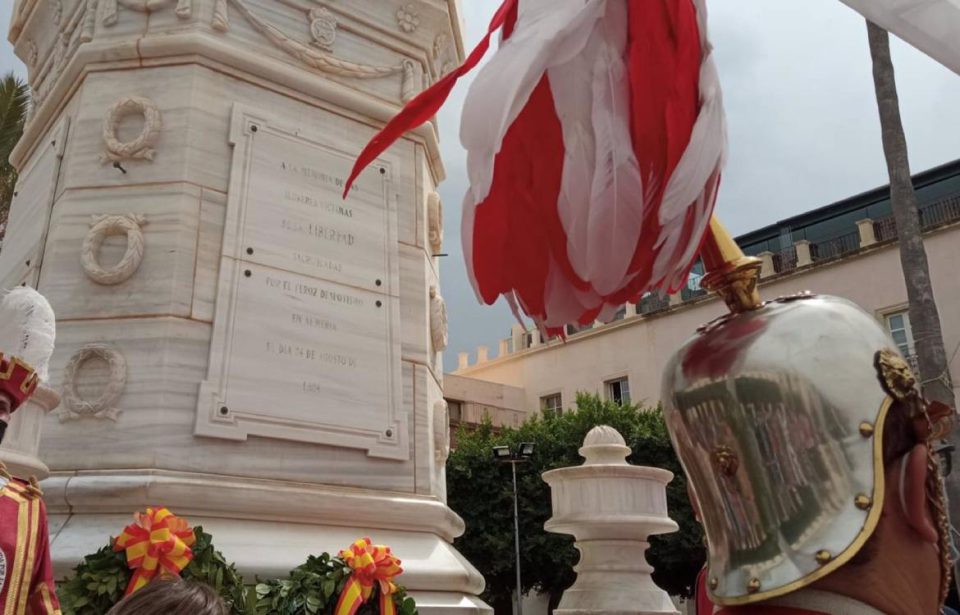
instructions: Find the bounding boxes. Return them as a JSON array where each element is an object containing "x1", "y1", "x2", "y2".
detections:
[{"x1": 0, "y1": 477, "x2": 61, "y2": 614}]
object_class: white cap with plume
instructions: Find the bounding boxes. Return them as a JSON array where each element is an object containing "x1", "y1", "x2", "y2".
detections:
[{"x1": 0, "y1": 287, "x2": 56, "y2": 382}]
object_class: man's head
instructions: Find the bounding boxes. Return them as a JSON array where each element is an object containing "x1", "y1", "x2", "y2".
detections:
[
  {"x1": 662, "y1": 294, "x2": 953, "y2": 609},
  {"x1": 808, "y1": 395, "x2": 951, "y2": 613}
]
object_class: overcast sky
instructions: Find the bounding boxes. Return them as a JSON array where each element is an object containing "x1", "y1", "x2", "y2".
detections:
[{"x1": 3, "y1": 1, "x2": 959, "y2": 372}]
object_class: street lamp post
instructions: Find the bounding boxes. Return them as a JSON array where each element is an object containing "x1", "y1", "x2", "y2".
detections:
[{"x1": 493, "y1": 443, "x2": 535, "y2": 615}]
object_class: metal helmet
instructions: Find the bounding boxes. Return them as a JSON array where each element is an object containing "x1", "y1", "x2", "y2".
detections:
[{"x1": 661, "y1": 219, "x2": 953, "y2": 607}]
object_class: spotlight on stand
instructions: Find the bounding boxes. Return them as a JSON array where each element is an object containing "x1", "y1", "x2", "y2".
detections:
[{"x1": 491, "y1": 443, "x2": 535, "y2": 615}]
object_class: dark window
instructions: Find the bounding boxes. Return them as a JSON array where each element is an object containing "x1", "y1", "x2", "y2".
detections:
[{"x1": 606, "y1": 378, "x2": 630, "y2": 405}]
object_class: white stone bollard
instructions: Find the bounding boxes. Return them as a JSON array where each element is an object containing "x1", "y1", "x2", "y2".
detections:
[
  {"x1": 542, "y1": 426, "x2": 679, "y2": 615},
  {"x1": 0, "y1": 385, "x2": 60, "y2": 480}
]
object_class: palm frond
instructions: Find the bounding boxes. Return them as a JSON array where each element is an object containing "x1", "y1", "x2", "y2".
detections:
[{"x1": 0, "y1": 72, "x2": 29, "y2": 166}]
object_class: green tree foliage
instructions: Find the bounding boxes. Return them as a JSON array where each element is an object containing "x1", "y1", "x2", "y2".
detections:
[
  {"x1": 0, "y1": 72, "x2": 29, "y2": 232},
  {"x1": 446, "y1": 393, "x2": 704, "y2": 611}
]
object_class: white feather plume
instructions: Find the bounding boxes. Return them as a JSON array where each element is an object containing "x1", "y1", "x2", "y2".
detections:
[
  {"x1": 460, "y1": 0, "x2": 606, "y2": 204},
  {"x1": 651, "y1": 2, "x2": 727, "y2": 289},
  {"x1": 584, "y1": 1, "x2": 644, "y2": 296},
  {"x1": 548, "y1": 0, "x2": 644, "y2": 297},
  {"x1": 0, "y1": 287, "x2": 56, "y2": 382}
]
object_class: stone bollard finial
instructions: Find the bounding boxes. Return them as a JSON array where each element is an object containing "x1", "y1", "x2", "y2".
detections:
[
  {"x1": 543, "y1": 425, "x2": 679, "y2": 615},
  {"x1": 579, "y1": 425, "x2": 631, "y2": 465}
]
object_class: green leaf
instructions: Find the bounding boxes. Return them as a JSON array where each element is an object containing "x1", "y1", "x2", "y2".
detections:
[{"x1": 321, "y1": 579, "x2": 335, "y2": 597}]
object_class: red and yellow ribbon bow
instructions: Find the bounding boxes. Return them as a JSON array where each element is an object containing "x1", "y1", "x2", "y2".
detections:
[
  {"x1": 113, "y1": 507, "x2": 196, "y2": 595},
  {"x1": 335, "y1": 538, "x2": 404, "y2": 615}
]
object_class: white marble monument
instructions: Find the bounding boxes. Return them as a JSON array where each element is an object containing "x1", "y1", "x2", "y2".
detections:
[
  {"x1": 543, "y1": 426, "x2": 679, "y2": 615},
  {"x1": 4, "y1": 0, "x2": 485, "y2": 612}
]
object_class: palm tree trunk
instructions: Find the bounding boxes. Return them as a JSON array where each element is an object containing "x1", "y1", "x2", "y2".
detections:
[{"x1": 866, "y1": 18, "x2": 960, "y2": 586}]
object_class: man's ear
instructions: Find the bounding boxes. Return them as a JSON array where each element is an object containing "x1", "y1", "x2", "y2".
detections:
[{"x1": 902, "y1": 444, "x2": 939, "y2": 543}]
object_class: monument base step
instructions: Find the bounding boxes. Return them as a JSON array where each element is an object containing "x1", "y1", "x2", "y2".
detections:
[{"x1": 45, "y1": 470, "x2": 490, "y2": 615}]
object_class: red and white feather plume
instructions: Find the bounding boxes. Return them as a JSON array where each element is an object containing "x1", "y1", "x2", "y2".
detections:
[{"x1": 346, "y1": 0, "x2": 725, "y2": 335}]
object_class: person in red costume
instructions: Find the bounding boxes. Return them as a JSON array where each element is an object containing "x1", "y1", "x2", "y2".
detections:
[
  {"x1": 662, "y1": 225, "x2": 955, "y2": 615},
  {"x1": 0, "y1": 287, "x2": 61, "y2": 615}
]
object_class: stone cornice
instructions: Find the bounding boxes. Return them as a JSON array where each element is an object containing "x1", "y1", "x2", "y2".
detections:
[
  {"x1": 11, "y1": 32, "x2": 446, "y2": 183},
  {"x1": 44, "y1": 469, "x2": 467, "y2": 542}
]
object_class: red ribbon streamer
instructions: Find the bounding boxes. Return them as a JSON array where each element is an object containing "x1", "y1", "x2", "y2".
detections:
[{"x1": 343, "y1": 0, "x2": 518, "y2": 197}]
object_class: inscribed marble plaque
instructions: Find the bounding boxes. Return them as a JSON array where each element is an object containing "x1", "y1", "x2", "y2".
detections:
[
  {"x1": 197, "y1": 106, "x2": 406, "y2": 459},
  {"x1": 239, "y1": 127, "x2": 390, "y2": 292}
]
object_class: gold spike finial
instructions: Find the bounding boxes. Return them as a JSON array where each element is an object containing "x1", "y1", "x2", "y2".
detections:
[{"x1": 699, "y1": 216, "x2": 763, "y2": 314}]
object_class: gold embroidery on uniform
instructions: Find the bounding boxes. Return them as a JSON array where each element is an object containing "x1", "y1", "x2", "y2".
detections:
[
  {"x1": 16, "y1": 498, "x2": 40, "y2": 615},
  {"x1": 40, "y1": 582, "x2": 56, "y2": 614},
  {"x1": 4, "y1": 498, "x2": 28, "y2": 615}
]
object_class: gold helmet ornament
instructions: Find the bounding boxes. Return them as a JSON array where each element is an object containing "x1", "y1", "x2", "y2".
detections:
[{"x1": 661, "y1": 217, "x2": 954, "y2": 606}]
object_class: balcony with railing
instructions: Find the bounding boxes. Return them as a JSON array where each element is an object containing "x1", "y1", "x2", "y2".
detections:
[
  {"x1": 809, "y1": 231, "x2": 860, "y2": 262},
  {"x1": 753, "y1": 190, "x2": 960, "y2": 279},
  {"x1": 771, "y1": 246, "x2": 798, "y2": 274},
  {"x1": 873, "y1": 194, "x2": 960, "y2": 243}
]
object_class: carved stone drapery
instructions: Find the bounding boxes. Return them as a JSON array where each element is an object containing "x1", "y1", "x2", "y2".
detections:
[
  {"x1": 101, "y1": 96, "x2": 162, "y2": 163},
  {"x1": 434, "y1": 400, "x2": 450, "y2": 464},
  {"x1": 212, "y1": 0, "x2": 229, "y2": 32},
  {"x1": 102, "y1": 0, "x2": 192, "y2": 27},
  {"x1": 429, "y1": 286, "x2": 448, "y2": 353},
  {"x1": 60, "y1": 344, "x2": 127, "y2": 422},
  {"x1": 432, "y1": 33, "x2": 457, "y2": 76},
  {"x1": 81, "y1": 0, "x2": 98, "y2": 42},
  {"x1": 213, "y1": 0, "x2": 422, "y2": 101},
  {"x1": 81, "y1": 214, "x2": 148, "y2": 285},
  {"x1": 25, "y1": 40, "x2": 39, "y2": 70},
  {"x1": 427, "y1": 191, "x2": 443, "y2": 254}
]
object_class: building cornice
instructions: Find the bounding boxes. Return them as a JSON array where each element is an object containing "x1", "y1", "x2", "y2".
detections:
[
  {"x1": 737, "y1": 159, "x2": 960, "y2": 247},
  {"x1": 453, "y1": 218, "x2": 960, "y2": 375},
  {"x1": 10, "y1": 34, "x2": 446, "y2": 179}
]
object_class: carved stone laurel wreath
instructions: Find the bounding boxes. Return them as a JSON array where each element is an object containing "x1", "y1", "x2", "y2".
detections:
[
  {"x1": 429, "y1": 286, "x2": 448, "y2": 353},
  {"x1": 434, "y1": 400, "x2": 450, "y2": 464},
  {"x1": 101, "y1": 96, "x2": 162, "y2": 164},
  {"x1": 102, "y1": 0, "x2": 192, "y2": 27},
  {"x1": 212, "y1": 0, "x2": 423, "y2": 101},
  {"x1": 60, "y1": 344, "x2": 127, "y2": 422},
  {"x1": 308, "y1": 7, "x2": 337, "y2": 50},
  {"x1": 81, "y1": 214, "x2": 148, "y2": 285},
  {"x1": 427, "y1": 191, "x2": 443, "y2": 254}
]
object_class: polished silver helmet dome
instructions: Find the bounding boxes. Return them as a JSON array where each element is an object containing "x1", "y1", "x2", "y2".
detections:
[{"x1": 662, "y1": 293, "x2": 911, "y2": 605}]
